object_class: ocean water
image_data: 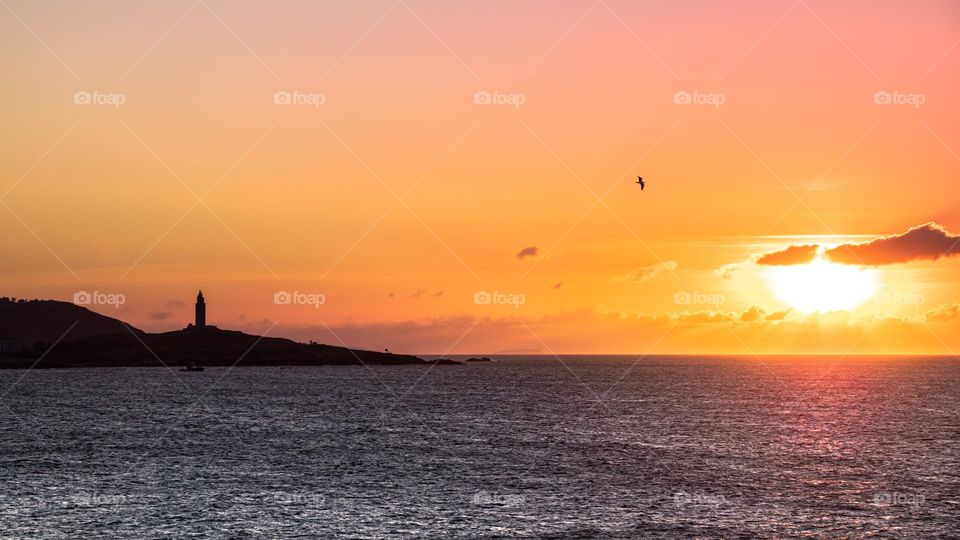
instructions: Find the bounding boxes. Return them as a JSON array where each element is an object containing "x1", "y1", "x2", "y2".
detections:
[{"x1": 1, "y1": 356, "x2": 958, "y2": 538}]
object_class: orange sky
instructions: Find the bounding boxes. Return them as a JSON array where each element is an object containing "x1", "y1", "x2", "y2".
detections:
[{"x1": 2, "y1": 0, "x2": 959, "y2": 354}]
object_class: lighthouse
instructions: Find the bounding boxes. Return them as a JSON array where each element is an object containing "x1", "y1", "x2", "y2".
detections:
[{"x1": 195, "y1": 290, "x2": 206, "y2": 328}]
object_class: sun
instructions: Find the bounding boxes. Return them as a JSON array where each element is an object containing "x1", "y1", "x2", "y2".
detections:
[{"x1": 764, "y1": 257, "x2": 880, "y2": 313}]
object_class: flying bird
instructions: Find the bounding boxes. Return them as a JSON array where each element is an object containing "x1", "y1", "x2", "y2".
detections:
[{"x1": 636, "y1": 176, "x2": 645, "y2": 190}]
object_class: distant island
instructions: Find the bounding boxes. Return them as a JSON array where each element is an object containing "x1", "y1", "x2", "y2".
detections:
[{"x1": 0, "y1": 293, "x2": 458, "y2": 369}]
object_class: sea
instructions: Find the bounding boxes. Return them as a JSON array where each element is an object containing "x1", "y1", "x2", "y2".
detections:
[{"x1": 0, "y1": 355, "x2": 958, "y2": 538}]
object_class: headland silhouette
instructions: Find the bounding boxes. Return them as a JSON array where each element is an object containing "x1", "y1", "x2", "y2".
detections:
[{"x1": 0, "y1": 293, "x2": 456, "y2": 369}]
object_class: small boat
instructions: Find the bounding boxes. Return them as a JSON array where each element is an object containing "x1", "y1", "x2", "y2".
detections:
[{"x1": 180, "y1": 364, "x2": 204, "y2": 372}]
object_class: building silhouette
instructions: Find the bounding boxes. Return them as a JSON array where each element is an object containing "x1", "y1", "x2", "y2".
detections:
[{"x1": 195, "y1": 290, "x2": 206, "y2": 328}]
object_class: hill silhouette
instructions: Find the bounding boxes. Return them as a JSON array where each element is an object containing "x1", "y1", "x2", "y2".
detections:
[
  {"x1": 0, "y1": 298, "x2": 141, "y2": 346},
  {"x1": 0, "y1": 298, "x2": 445, "y2": 368}
]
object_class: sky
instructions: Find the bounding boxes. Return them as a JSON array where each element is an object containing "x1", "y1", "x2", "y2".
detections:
[{"x1": 2, "y1": 0, "x2": 959, "y2": 354}]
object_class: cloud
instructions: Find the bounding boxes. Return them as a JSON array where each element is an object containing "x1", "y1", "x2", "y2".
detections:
[
  {"x1": 618, "y1": 261, "x2": 678, "y2": 284},
  {"x1": 715, "y1": 261, "x2": 747, "y2": 279},
  {"x1": 516, "y1": 246, "x2": 538, "y2": 259},
  {"x1": 740, "y1": 305, "x2": 765, "y2": 322},
  {"x1": 756, "y1": 244, "x2": 819, "y2": 266},
  {"x1": 824, "y1": 223, "x2": 960, "y2": 266},
  {"x1": 748, "y1": 223, "x2": 960, "y2": 268},
  {"x1": 225, "y1": 302, "x2": 960, "y2": 355},
  {"x1": 926, "y1": 303, "x2": 960, "y2": 322},
  {"x1": 239, "y1": 303, "x2": 960, "y2": 355},
  {"x1": 149, "y1": 311, "x2": 173, "y2": 321},
  {"x1": 674, "y1": 310, "x2": 739, "y2": 324},
  {"x1": 411, "y1": 289, "x2": 443, "y2": 299},
  {"x1": 740, "y1": 306, "x2": 791, "y2": 322},
  {"x1": 766, "y1": 309, "x2": 792, "y2": 321},
  {"x1": 165, "y1": 300, "x2": 186, "y2": 309}
]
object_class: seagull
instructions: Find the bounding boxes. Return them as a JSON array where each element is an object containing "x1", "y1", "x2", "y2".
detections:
[{"x1": 636, "y1": 176, "x2": 645, "y2": 190}]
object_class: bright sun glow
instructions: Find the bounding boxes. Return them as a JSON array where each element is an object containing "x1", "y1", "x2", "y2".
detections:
[{"x1": 764, "y1": 257, "x2": 880, "y2": 313}]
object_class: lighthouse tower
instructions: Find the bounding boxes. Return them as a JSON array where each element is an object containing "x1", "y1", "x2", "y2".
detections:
[{"x1": 195, "y1": 290, "x2": 206, "y2": 328}]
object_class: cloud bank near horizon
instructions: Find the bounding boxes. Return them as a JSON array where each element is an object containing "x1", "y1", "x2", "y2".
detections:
[{"x1": 218, "y1": 303, "x2": 960, "y2": 356}]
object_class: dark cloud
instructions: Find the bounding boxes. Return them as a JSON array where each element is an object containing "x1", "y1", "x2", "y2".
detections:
[
  {"x1": 824, "y1": 223, "x2": 960, "y2": 266},
  {"x1": 516, "y1": 246, "x2": 538, "y2": 259},
  {"x1": 756, "y1": 244, "x2": 819, "y2": 266},
  {"x1": 149, "y1": 311, "x2": 173, "y2": 321},
  {"x1": 751, "y1": 223, "x2": 960, "y2": 267}
]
